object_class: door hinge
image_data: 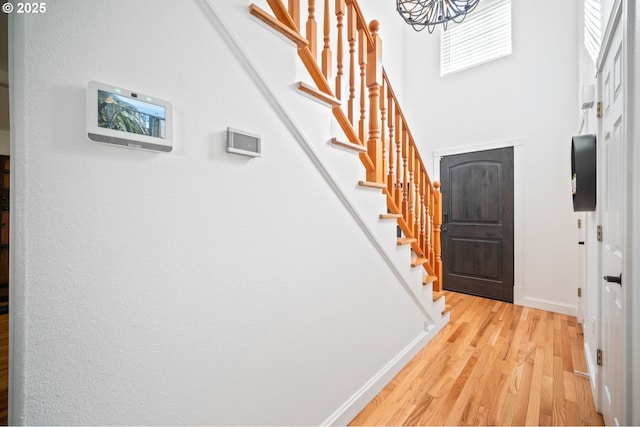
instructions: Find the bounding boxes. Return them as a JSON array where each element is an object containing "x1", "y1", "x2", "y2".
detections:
[
  {"x1": 597, "y1": 101, "x2": 603, "y2": 118},
  {"x1": 597, "y1": 348, "x2": 603, "y2": 366},
  {"x1": 578, "y1": 219, "x2": 582, "y2": 229},
  {"x1": 597, "y1": 225, "x2": 602, "y2": 242},
  {"x1": 578, "y1": 288, "x2": 582, "y2": 297}
]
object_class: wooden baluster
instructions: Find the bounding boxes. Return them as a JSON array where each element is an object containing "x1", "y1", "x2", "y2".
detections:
[
  {"x1": 347, "y1": 3, "x2": 356, "y2": 125},
  {"x1": 414, "y1": 163, "x2": 421, "y2": 241},
  {"x1": 433, "y1": 181, "x2": 443, "y2": 291},
  {"x1": 402, "y1": 129, "x2": 409, "y2": 219},
  {"x1": 358, "y1": 27, "x2": 366, "y2": 143},
  {"x1": 395, "y1": 116, "x2": 403, "y2": 209},
  {"x1": 387, "y1": 91, "x2": 395, "y2": 195},
  {"x1": 335, "y1": 0, "x2": 345, "y2": 100},
  {"x1": 289, "y1": 0, "x2": 300, "y2": 30},
  {"x1": 407, "y1": 144, "x2": 415, "y2": 234},
  {"x1": 380, "y1": 79, "x2": 387, "y2": 186},
  {"x1": 419, "y1": 172, "x2": 426, "y2": 256},
  {"x1": 306, "y1": 0, "x2": 317, "y2": 59},
  {"x1": 321, "y1": 0, "x2": 332, "y2": 79}
]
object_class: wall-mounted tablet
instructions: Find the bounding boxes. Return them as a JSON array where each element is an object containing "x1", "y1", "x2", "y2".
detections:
[{"x1": 87, "y1": 81, "x2": 173, "y2": 152}]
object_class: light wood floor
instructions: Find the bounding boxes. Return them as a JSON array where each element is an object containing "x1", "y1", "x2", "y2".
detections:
[{"x1": 350, "y1": 291, "x2": 604, "y2": 426}]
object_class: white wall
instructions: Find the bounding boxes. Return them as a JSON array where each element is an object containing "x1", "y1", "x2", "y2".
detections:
[
  {"x1": 9, "y1": 0, "x2": 432, "y2": 424},
  {"x1": 399, "y1": 0, "x2": 581, "y2": 314}
]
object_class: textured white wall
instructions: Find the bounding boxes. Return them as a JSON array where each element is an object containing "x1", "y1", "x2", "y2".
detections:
[
  {"x1": 400, "y1": 0, "x2": 581, "y2": 314},
  {"x1": 9, "y1": 0, "x2": 430, "y2": 424}
]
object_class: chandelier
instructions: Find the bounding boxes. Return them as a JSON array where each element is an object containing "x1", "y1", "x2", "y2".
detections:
[{"x1": 396, "y1": 0, "x2": 480, "y2": 33}]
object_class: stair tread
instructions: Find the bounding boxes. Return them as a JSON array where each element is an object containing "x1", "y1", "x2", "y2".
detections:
[
  {"x1": 379, "y1": 213, "x2": 402, "y2": 219},
  {"x1": 423, "y1": 275, "x2": 438, "y2": 285},
  {"x1": 432, "y1": 290, "x2": 445, "y2": 301},
  {"x1": 331, "y1": 137, "x2": 367, "y2": 152},
  {"x1": 296, "y1": 81, "x2": 340, "y2": 107},
  {"x1": 358, "y1": 180, "x2": 386, "y2": 189},
  {"x1": 411, "y1": 257, "x2": 428, "y2": 267},
  {"x1": 397, "y1": 237, "x2": 417, "y2": 245},
  {"x1": 249, "y1": 4, "x2": 308, "y2": 47}
]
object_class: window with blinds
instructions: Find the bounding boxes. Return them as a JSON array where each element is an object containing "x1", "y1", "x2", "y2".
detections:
[
  {"x1": 584, "y1": 0, "x2": 601, "y2": 63},
  {"x1": 440, "y1": 0, "x2": 512, "y2": 76}
]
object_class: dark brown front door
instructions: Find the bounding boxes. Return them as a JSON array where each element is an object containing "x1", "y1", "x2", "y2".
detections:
[{"x1": 440, "y1": 147, "x2": 514, "y2": 302}]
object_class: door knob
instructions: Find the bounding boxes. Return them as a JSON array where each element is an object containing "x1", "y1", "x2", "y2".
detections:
[{"x1": 603, "y1": 274, "x2": 622, "y2": 285}]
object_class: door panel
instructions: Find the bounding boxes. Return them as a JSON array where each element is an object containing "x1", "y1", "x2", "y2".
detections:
[
  {"x1": 600, "y1": 13, "x2": 624, "y2": 426},
  {"x1": 441, "y1": 147, "x2": 514, "y2": 302}
]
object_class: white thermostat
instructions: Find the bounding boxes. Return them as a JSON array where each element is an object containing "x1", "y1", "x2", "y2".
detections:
[
  {"x1": 87, "y1": 81, "x2": 173, "y2": 152},
  {"x1": 226, "y1": 127, "x2": 261, "y2": 157}
]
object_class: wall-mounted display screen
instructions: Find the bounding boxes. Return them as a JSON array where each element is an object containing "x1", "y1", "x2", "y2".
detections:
[{"x1": 87, "y1": 81, "x2": 173, "y2": 152}]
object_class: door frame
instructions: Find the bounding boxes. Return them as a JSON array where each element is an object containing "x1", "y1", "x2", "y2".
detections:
[
  {"x1": 595, "y1": 0, "x2": 630, "y2": 422},
  {"x1": 433, "y1": 138, "x2": 526, "y2": 307},
  {"x1": 626, "y1": 0, "x2": 640, "y2": 423}
]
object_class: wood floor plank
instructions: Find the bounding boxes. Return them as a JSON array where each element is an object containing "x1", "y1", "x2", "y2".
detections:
[
  {"x1": 553, "y1": 356, "x2": 568, "y2": 425},
  {"x1": 349, "y1": 292, "x2": 604, "y2": 426}
]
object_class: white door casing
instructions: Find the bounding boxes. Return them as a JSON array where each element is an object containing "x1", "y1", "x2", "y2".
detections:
[{"x1": 598, "y1": 1, "x2": 626, "y2": 425}]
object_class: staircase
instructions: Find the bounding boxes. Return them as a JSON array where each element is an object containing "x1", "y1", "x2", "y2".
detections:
[
  {"x1": 204, "y1": 0, "x2": 447, "y2": 333},
  {"x1": 243, "y1": 0, "x2": 449, "y2": 328}
]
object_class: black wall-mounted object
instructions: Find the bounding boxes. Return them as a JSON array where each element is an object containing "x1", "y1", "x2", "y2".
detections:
[{"x1": 571, "y1": 134, "x2": 597, "y2": 212}]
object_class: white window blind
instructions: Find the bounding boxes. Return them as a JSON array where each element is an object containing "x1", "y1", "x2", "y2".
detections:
[
  {"x1": 584, "y1": 0, "x2": 601, "y2": 63},
  {"x1": 440, "y1": 0, "x2": 512, "y2": 76}
]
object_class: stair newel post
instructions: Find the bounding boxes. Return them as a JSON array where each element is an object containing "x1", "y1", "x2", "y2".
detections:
[
  {"x1": 335, "y1": 0, "x2": 345, "y2": 100},
  {"x1": 306, "y1": 0, "x2": 317, "y2": 59},
  {"x1": 429, "y1": 186, "x2": 435, "y2": 269},
  {"x1": 321, "y1": 0, "x2": 332, "y2": 80},
  {"x1": 433, "y1": 181, "x2": 443, "y2": 291},
  {"x1": 366, "y1": 20, "x2": 384, "y2": 183},
  {"x1": 347, "y1": 2, "x2": 356, "y2": 124},
  {"x1": 289, "y1": 0, "x2": 300, "y2": 30}
]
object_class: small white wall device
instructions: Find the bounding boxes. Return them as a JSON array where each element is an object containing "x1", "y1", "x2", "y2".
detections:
[
  {"x1": 226, "y1": 127, "x2": 261, "y2": 157},
  {"x1": 581, "y1": 84, "x2": 595, "y2": 110},
  {"x1": 87, "y1": 81, "x2": 173, "y2": 152}
]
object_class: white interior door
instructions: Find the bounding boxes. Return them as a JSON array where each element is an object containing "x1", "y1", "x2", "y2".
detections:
[{"x1": 599, "y1": 9, "x2": 625, "y2": 426}]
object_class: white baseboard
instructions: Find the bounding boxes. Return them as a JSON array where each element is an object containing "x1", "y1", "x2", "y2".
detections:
[
  {"x1": 514, "y1": 288, "x2": 577, "y2": 316},
  {"x1": 321, "y1": 321, "x2": 446, "y2": 426},
  {"x1": 583, "y1": 341, "x2": 600, "y2": 411}
]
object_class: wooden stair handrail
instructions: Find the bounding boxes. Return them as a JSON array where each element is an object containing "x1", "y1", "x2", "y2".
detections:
[{"x1": 252, "y1": 0, "x2": 443, "y2": 290}]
